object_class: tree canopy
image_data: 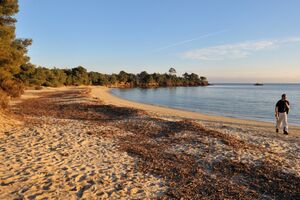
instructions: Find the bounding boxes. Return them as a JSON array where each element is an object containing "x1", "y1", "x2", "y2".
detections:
[
  {"x1": 15, "y1": 64, "x2": 208, "y2": 88},
  {"x1": 169, "y1": 68, "x2": 177, "y2": 75},
  {"x1": 0, "y1": 0, "x2": 31, "y2": 99}
]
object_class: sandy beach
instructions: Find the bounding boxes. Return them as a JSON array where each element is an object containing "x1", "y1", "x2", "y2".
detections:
[{"x1": 0, "y1": 86, "x2": 299, "y2": 199}]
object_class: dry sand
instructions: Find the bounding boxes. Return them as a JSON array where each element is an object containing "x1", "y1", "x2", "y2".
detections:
[
  {"x1": 0, "y1": 118, "x2": 165, "y2": 199},
  {"x1": 0, "y1": 88, "x2": 166, "y2": 199},
  {"x1": 0, "y1": 86, "x2": 299, "y2": 199}
]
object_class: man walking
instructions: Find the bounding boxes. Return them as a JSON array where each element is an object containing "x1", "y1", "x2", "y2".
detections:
[{"x1": 275, "y1": 94, "x2": 290, "y2": 135}]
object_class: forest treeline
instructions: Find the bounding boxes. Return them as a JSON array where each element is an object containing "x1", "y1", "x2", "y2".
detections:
[
  {"x1": 17, "y1": 64, "x2": 209, "y2": 88},
  {"x1": 0, "y1": 0, "x2": 208, "y2": 108}
]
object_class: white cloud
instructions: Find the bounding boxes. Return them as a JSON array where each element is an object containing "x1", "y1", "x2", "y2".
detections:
[{"x1": 182, "y1": 37, "x2": 300, "y2": 61}]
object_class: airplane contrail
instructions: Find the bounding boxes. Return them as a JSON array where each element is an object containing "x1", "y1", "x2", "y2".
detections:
[{"x1": 156, "y1": 29, "x2": 229, "y2": 51}]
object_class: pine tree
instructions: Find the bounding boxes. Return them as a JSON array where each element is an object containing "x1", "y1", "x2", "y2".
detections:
[
  {"x1": 0, "y1": 0, "x2": 31, "y2": 95},
  {"x1": 168, "y1": 67, "x2": 176, "y2": 75}
]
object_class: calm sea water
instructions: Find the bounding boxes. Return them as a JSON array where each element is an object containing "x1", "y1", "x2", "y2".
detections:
[{"x1": 111, "y1": 84, "x2": 300, "y2": 125}]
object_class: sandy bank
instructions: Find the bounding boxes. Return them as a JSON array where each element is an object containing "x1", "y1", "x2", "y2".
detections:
[{"x1": 90, "y1": 86, "x2": 300, "y2": 135}]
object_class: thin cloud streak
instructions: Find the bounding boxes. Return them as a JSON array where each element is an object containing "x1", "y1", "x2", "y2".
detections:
[
  {"x1": 182, "y1": 37, "x2": 300, "y2": 61},
  {"x1": 156, "y1": 29, "x2": 229, "y2": 51}
]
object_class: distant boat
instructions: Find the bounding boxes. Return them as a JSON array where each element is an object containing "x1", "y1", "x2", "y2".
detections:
[{"x1": 254, "y1": 83, "x2": 264, "y2": 86}]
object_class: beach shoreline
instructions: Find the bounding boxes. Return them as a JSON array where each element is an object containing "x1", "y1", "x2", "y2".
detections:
[
  {"x1": 90, "y1": 86, "x2": 300, "y2": 135},
  {"x1": 1, "y1": 86, "x2": 299, "y2": 199}
]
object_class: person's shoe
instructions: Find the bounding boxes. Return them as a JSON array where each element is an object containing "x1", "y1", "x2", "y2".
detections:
[
  {"x1": 276, "y1": 128, "x2": 279, "y2": 133},
  {"x1": 284, "y1": 130, "x2": 288, "y2": 135}
]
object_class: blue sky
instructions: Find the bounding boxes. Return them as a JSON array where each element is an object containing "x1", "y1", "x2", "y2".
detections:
[{"x1": 16, "y1": 0, "x2": 300, "y2": 83}]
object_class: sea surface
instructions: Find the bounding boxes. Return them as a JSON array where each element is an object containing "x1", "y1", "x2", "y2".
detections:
[{"x1": 111, "y1": 84, "x2": 300, "y2": 125}]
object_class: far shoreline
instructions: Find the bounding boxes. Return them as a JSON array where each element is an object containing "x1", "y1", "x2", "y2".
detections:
[{"x1": 90, "y1": 86, "x2": 300, "y2": 135}]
